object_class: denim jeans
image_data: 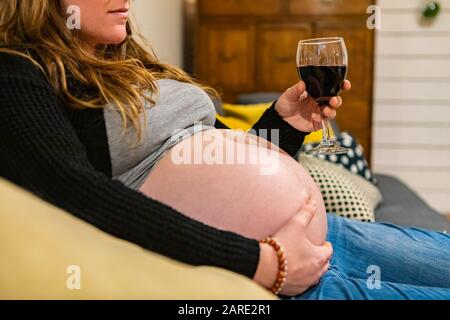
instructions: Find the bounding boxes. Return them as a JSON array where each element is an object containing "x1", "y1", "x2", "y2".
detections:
[{"x1": 291, "y1": 214, "x2": 450, "y2": 300}]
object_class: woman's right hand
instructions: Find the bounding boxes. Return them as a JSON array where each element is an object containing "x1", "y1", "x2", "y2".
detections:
[{"x1": 253, "y1": 199, "x2": 333, "y2": 296}]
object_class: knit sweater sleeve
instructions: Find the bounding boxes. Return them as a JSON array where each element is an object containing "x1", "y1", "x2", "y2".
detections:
[
  {"x1": 0, "y1": 54, "x2": 259, "y2": 278},
  {"x1": 215, "y1": 103, "x2": 307, "y2": 158}
]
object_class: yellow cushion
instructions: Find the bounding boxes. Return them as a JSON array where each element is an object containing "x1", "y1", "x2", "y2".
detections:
[
  {"x1": 304, "y1": 129, "x2": 334, "y2": 144},
  {"x1": 0, "y1": 178, "x2": 276, "y2": 300},
  {"x1": 216, "y1": 103, "x2": 332, "y2": 143},
  {"x1": 217, "y1": 103, "x2": 272, "y2": 131}
]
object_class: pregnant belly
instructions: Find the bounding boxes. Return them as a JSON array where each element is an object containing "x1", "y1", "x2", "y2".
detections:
[{"x1": 139, "y1": 129, "x2": 327, "y2": 245}]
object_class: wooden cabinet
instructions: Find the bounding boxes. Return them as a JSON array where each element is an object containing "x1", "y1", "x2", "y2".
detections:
[
  {"x1": 184, "y1": 0, "x2": 375, "y2": 161},
  {"x1": 258, "y1": 24, "x2": 312, "y2": 91},
  {"x1": 288, "y1": 0, "x2": 372, "y2": 15},
  {"x1": 200, "y1": 0, "x2": 282, "y2": 15},
  {"x1": 199, "y1": 25, "x2": 255, "y2": 91}
]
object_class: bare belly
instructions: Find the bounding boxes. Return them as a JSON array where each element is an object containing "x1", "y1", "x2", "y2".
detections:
[{"x1": 139, "y1": 129, "x2": 327, "y2": 245}]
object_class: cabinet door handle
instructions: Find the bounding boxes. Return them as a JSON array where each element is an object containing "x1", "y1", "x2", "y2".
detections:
[
  {"x1": 219, "y1": 52, "x2": 237, "y2": 63},
  {"x1": 320, "y1": 0, "x2": 336, "y2": 6},
  {"x1": 274, "y1": 55, "x2": 292, "y2": 63}
]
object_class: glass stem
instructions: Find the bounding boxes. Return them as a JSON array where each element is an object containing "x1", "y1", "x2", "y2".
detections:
[{"x1": 321, "y1": 119, "x2": 333, "y2": 146}]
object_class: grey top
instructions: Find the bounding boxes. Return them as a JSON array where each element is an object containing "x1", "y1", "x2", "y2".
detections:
[{"x1": 103, "y1": 79, "x2": 216, "y2": 189}]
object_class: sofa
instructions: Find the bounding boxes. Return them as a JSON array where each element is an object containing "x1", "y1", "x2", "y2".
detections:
[
  {"x1": 2, "y1": 95, "x2": 448, "y2": 299},
  {"x1": 0, "y1": 178, "x2": 276, "y2": 300},
  {"x1": 374, "y1": 174, "x2": 449, "y2": 232}
]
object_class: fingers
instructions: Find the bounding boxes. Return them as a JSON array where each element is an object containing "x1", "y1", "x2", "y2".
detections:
[
  {"x1": 313, "y1": 107, "x2": 336, "y2": 122},
  {"x1": 283, "y1": 81, "x2": 306, "y2": 102},
  {"x1": 322, "y1": 96, "x2": 342, "y2": 120},
  {"x1": 309, "y1": 253, "x2": 331, "y2": 287},
  {"x1": 316, "y1": 241, "x2": 334, "y2": 264},
  {"x1": 311, "y1": 113, "x2": 322, "y2": 123},
  {"x1": 318, "y1": 261, "x2": 330, "y2": 279},
  {"x1": 342, "y1": 80, "x2": 352, "y2": 91},
  {"x1": 293, "y1": 201, "x2": 318, "y2": 229},
  {"x1": 313, "y1": 261, "x2": 330, "y2": 285},
  {"x1": 322, "y1": 107, "x2": 337, "y2": 119},
  {"x1": 322, "y1": 84, "x2": 347, "y2": 118},
  {"x1": 329, "y1": 96, "x2": 343, "y2": 108}
]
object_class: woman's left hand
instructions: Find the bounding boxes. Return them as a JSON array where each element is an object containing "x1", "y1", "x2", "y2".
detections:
[{"x1": 274, "y1": 80, "x2": 352, "y2": 133}]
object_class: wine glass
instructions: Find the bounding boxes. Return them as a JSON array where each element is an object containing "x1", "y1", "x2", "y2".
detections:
[{"x1": 297, "y1": 37, "x2": 349, "y2": 155}]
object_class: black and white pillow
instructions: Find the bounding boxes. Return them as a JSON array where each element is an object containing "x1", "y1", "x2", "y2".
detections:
[
  {"x1": 301, "y1": 132, "x2": 377, "y2": 185},
  {"x1": 299, "y1": 154, "x2": 382, "y2": 222}
]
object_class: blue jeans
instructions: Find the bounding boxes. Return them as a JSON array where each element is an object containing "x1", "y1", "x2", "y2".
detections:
[{"x1": 292, "y1": 214, "x2": 450, "y2": 300}]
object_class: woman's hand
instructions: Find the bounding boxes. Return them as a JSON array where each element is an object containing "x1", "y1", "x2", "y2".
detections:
[
  {"x1": 253, "y1": 199, "x2": 333, "y2": 296},
  {"x1": 274, "y1": 80, "x2": 352, "y2": 133}
]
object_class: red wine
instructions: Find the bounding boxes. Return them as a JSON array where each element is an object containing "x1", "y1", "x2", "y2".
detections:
[{"x1": 297, "y1": 65, "x2": 347, "y2": 106}]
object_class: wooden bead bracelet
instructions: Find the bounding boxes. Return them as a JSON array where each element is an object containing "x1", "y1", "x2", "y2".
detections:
[{"x1": 260, "y1": 236, "x2": 288, "y2": 295}]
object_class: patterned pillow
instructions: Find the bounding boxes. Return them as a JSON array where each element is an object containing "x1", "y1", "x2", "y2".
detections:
[
  {"x1": 302, "y1": 132, "x2": 377, "y2": 185},
  {"x1": 298, "y1": 154, "x2": 382, "y2": 222}
]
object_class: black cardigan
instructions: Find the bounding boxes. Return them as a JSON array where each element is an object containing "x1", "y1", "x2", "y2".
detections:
[{"x1": 0, "y1": 52, "x2": 306, "y2": 278}]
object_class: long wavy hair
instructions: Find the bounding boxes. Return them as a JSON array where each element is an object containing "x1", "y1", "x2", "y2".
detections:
[{"x1": 0, "y1": 0, "x2": 217, "y2": 140}]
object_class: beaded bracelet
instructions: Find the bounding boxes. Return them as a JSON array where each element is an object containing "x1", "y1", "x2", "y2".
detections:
[{"x1": 260, "y1": 236, "x2": 288, "y2": 295}]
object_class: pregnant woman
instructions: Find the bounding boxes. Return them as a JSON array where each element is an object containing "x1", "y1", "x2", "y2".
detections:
[{"x1": 0, "y1": 0, "x2": 449, "y2": 299}]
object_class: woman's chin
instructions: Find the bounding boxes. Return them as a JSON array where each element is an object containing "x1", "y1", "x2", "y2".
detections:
[
  {"x1": 106, "y1": 34, "x2": 127, "y2": 45},
  {"x1": 98, "y1": 28, "x2": 128, "y2": 45}
]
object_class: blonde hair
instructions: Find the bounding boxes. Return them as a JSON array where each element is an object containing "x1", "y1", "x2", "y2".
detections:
[{"x1": 0, "y1": 0, "x2": 217, "y2": 140}]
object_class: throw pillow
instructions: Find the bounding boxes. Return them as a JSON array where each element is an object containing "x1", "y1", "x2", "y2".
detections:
[
  {"x1": 302, "y1": 132, "x2": 377, "y2": 185},
  {"x1": 216, "y1": 103, "x2": 272, "y2": 131},
  {"x1": 299, "y1": 153, "x2": 382, "y2": 222}
]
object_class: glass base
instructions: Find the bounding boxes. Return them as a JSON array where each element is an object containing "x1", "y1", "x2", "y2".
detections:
[{"x1": 307, "y1": 141, "x2": 349, "y2": 156}]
